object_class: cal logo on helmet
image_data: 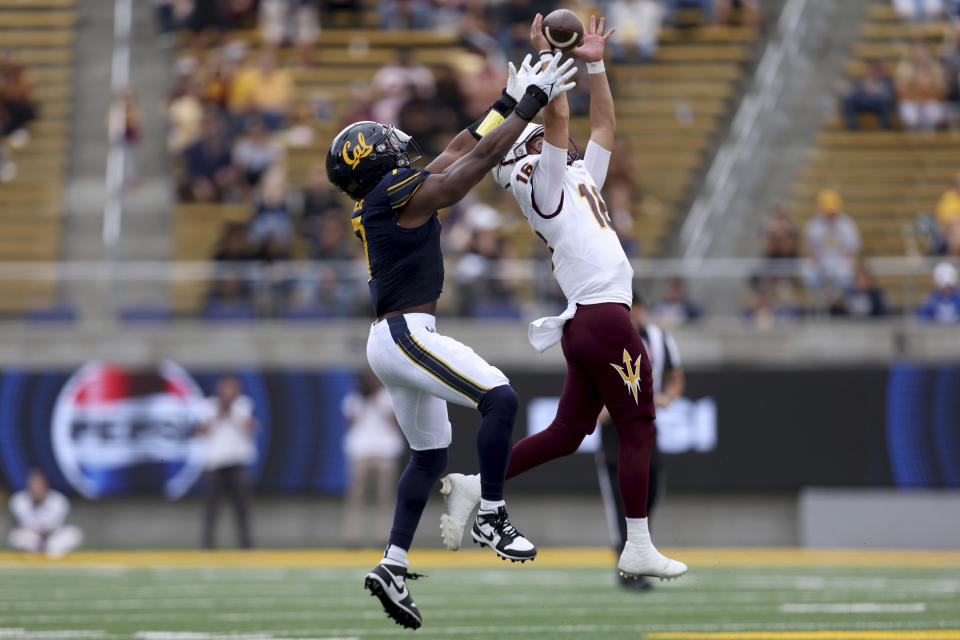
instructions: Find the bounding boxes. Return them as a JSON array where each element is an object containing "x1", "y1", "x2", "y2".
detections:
[{"x1": 342, "y1": 132, "x2": 373, "y2": 170}]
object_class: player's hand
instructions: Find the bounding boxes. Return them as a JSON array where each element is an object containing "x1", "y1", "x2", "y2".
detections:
[
  {"x1": 654, "y1": 393, "x2": 674, "y2": 409},
  {"x1": 506, "y1": 53, "x2": 533, "y2": 103},
  {"x1": 526, "y1": 51, "x2": 577, "y2": 103},
  {"x1": 530, "y1": 13, "x2": 551, "y2": 53},
  {"x1": 573, "y1": 15, "x2": 615, "y2": 63}
]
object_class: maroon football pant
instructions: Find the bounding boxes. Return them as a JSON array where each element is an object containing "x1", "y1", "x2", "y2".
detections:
[{"x1": 506, "y1": 302, "x2": 656, "y2": 518}]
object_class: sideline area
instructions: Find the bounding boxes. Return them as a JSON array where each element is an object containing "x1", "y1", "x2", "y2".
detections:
[{"x1": 1, "y1": 547, "x2": 959, "y2": 569}]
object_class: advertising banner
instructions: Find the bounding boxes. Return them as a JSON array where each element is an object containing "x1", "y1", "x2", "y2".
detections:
[{"x1": 0, "y1": 362, "x2": 957, "y2": 496}]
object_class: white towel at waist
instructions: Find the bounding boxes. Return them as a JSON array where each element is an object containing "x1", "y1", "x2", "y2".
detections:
[{"x1": 528, "y1": 301, "x2": 578, "y2": 352}]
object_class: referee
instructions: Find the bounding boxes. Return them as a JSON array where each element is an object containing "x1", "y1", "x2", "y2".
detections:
[{"x1": 595, "y1": 293, "x2": 685, "y2": 591}]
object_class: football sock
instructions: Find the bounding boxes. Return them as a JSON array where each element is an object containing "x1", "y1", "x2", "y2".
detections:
[
  {"x1": 506, "y1": 418, "x2": 585, "y2": 479},
  {"x1": 387, "y1": 447, "x2": 448, "y2": 550},
  {"x1": 479, "y1": 499, "x2": 505, "y2": 512},
  {"x1": 384, "y1": 544, "x2": 409, "y2": 567},
  {"x1": 615, "y1": 419, "x2": 655, "y2": 518},
  {"x1": 625, "y1": 517, "x2": 650, "y2": 545},
  {"x1": 476, "y1": 385, "x2": 519, "y2": 501}
]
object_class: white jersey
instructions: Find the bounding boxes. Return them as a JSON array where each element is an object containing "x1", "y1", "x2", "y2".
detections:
[
  {"x1": 10, "y1": 490, "x2": 70, "y2": 533},
  {"x1": 508, "y1": 153, "x2": 633, "y2": 308}
]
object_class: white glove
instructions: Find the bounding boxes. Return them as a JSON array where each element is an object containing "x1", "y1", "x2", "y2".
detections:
[
  {"x1": 506, "y1": 54, "x2": 533, "y2": 103},
  {"x1": 525, "y1": 52, "x2": 577, "y2": 103}
]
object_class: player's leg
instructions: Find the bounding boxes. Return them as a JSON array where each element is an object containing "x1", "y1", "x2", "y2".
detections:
[
  {"x1": 382, "y1": 314, "x2": 535, "y2": 562},
  {"x1": 45, "y1": 525, "x2": 83, "y2": 558},
  {"x1": 363, "y1": 318, "x2": 452, "y2": 630},
  {"x1": 571, "y1": 303, "x2": 687, "y2": 580},
  {"x1": 8, "y1": 527, "x2": 42, "y2": 553},
  {"x1": 506, "y1": 357, "x2": 603, "y2": 479},
  {"x1": 225, "y1": 464, "x2": 252, "y2": 549},
  {"x1": 201, "y1": 468, "x2": 224, "y2": 549},
  {"x1": 363, "y1": 383, "x2": 448, "y2": 630}
]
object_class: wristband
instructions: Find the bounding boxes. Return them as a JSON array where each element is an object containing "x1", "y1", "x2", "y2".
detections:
[
  {"x1": 538, "y1": 49, "x2": 554, "y2": 60},
  {"x1": 586, "y1": 60, "x2": 605, "y2": 74},
  {"x1": 514, "y1": 85, "x2": 548, "y2": 121},
  {"x1": 468, "y1": 89, "x2": 518, "y2": 140}
]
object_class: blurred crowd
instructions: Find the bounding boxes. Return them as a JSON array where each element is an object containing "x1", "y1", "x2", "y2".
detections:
[
  {"x1": 0, "y1": 51, "x2": 40, "y2": 184},
  {"x1": 161, "y1": 0, "x2": 738, "y2": 321},
  {"x1": 750, "y1": 187, "x2": 960, "y2": 328}
]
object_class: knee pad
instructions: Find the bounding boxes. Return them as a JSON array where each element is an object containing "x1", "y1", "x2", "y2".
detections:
[
  {"x1": 478, "y1": 384, "x2": 519, "y2": 418},
  {"x1": 409, "y1": 446, "x2": 448, "y2": 479}
]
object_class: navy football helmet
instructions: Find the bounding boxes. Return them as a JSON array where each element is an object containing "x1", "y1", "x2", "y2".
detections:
[{"x1": 326, "y1": 121, "x2": 422, "y2": 200}]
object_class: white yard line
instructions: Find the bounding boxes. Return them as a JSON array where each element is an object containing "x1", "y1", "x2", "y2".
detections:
[{"x1": 780, "y1": 602, "x2": 928, "y2": 614}]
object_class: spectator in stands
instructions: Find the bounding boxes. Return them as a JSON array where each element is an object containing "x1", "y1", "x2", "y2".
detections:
[
  {"x1": 716, "y1": 0, "x2": 761, "y2": 27},
  {"x1": 802, "y1": 189, "x2": 861, "y2": 295},
  {"x1": 895, "y1": 41, "x2": 947, "y2": 131},
  {"x1": 229, "y1": 50, "x2": 295, "y2": 131},
  {"x1": 168, "y1": 79, "x2": 206, "y2": 153},
  {"x1": 457, "y1": 53, "x2": 506, "y2": 121},
  {"x1": 664, "y1": 0, "x2": 714, "y2": 25},
  {"x1": 762, "y1": 203, "x2": 799, "y2": 259},
  {"x1": 841, "y1": 60, "x2": 896, "y2": 130},
  {"x1": 199, "y1": 374, "x2": 256, "y2": 549},
  {"x1": 210, "y1": 222, "x2": 256, "y2": 303},
  {"x1": 0, "y1": 51, "x2": 38, "y2": 143},
  {"x1": 935, "y1": 171, "x2": 960, "y2": 235},
  {"x1": 378, "y1": 0, "x2": 433, "y2": 30},
  {"x1": 454, "y1": 206, "x2": 519, "y2": 318},
  {"x1": 260, "y1": 0, "x2": 320, "y2": 62},
  {"x1": 654, "y1": 278, "x2": 704, "y2": 326},
  {"x1": 841, "y1": 265, "x2": 888, "y2": 318},
  {"x1": 893, "y1": 0, "x2": 945, "y2": 21},
  {"x1": 309, "y1": 216, "x2": 354, "y2": 262},
  {"x1": 370, "y1": 46, "x2": 435, "y2": 126},
  {"x1": 744, "y1": 278, "x2": 802, "y2": 329},
  {"x1": 942, "y1": 24, "x2": 960, "y2": 116},
  {"x1": 917, "y1": 261, "x2": 960, "y2": 323},
  {"x1": 944, "y1": 222, "x2": 960, "y2": 256},
  {"x1": 182, "y1": 110, "x2": 237, "y2": 202},
  {"x1": 248, "y1": 165, "x2": 295, "y2": 249},
  {"x1": 188, "y1": 0, "x2": 227, "y2": 37},
  {"x1": 233, "y1": 117, "x2": 282, "y2": 188},
  {"x1": 608, "y1": 0, "x2": 666, "y2": 62},
  {"x1": 341, "y1": 370, "x2": 404, "y2": 544},
  {"x1": 7, "y1": 470, "x2": 82, "y2": 558}
]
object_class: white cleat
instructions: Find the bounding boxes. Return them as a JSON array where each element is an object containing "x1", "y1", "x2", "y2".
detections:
[
  {"x1": 439, "y1": 473, "x2": 481, "y2": 550},
  {"x1": 617, "y1": 541, "x2": 688, "y2": 581}
]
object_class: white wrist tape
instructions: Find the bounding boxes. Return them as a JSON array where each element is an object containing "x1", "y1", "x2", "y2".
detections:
[{"x1": 586, "y1": 60, "x2": 605, "y2": 74}]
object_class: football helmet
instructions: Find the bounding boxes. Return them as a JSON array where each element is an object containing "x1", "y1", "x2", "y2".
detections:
[
  {"x1": 491, "y1": 123, "x2": 579, "y2": 190},
  {"x1": 326, "y1": 121, "x2": 422, "y2": 200}
]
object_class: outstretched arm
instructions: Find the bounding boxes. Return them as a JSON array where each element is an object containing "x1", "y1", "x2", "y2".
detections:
[
  {"x1": 531, "y1": 13, "x2": 570, "y2": 215},
  {"x1": 574, "y1": 15, "x2": 616, "y2": 188},
  {"x1": 398, "y1": 53, "x2": 577, "y2": 227},
  {"x1": 425, "y1": 56, "x2": 533, "y2": 174}
]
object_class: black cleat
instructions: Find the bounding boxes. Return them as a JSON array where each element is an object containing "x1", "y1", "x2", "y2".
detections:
[
  {"x1": 363, "y1": 562, "x2": 424, "y2": 630},
  {"x1": 471, "y1": 506, "x2": 537, "y2": 563}
]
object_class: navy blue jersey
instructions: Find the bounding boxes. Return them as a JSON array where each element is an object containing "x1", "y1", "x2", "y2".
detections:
[{"x1": 352, "y1": 167, "x2": 442, "y2": 317}]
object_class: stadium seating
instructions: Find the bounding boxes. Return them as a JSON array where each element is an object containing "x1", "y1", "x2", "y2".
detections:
[
  {"x1": 0, "y1": 0, "x2": 74, "y2": 314},
  {"x1": 787, "y1": 1, "x2": 950, "y2": 309}
]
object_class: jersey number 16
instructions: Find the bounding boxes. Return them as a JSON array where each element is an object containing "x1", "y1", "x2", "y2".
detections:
[{"x1": 577, "y1": 183, "x2": 613, "y2": 229}]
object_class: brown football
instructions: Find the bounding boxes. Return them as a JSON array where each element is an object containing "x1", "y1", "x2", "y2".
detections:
[{"x1": 542, "y1": 9, "x2": 584, "y2": 52}]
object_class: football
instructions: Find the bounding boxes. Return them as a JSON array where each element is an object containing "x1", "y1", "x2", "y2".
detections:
[{"x1": 542, "y1": 9, "x2": 584, "y2": 52}]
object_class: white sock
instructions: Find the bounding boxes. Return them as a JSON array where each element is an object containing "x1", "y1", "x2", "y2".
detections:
[
  {"x1": 479, "y1": 499, "x2": 505, "y2": 512},
  {"x1": 384, "y1": 544, "x2": 409, "y2": 567},
  {"x1": 625, "y1": 517, "x2": 651, "y2": 545}
]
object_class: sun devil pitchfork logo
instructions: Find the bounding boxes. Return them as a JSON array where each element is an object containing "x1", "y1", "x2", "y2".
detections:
[{"x1": 610, "y1": 349, "x2": 644, "y2": 405}]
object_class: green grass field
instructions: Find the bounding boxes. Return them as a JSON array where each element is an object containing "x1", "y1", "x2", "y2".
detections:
[{"x1": 1, "y1": 550, "x2": 959, "y2": 640}]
